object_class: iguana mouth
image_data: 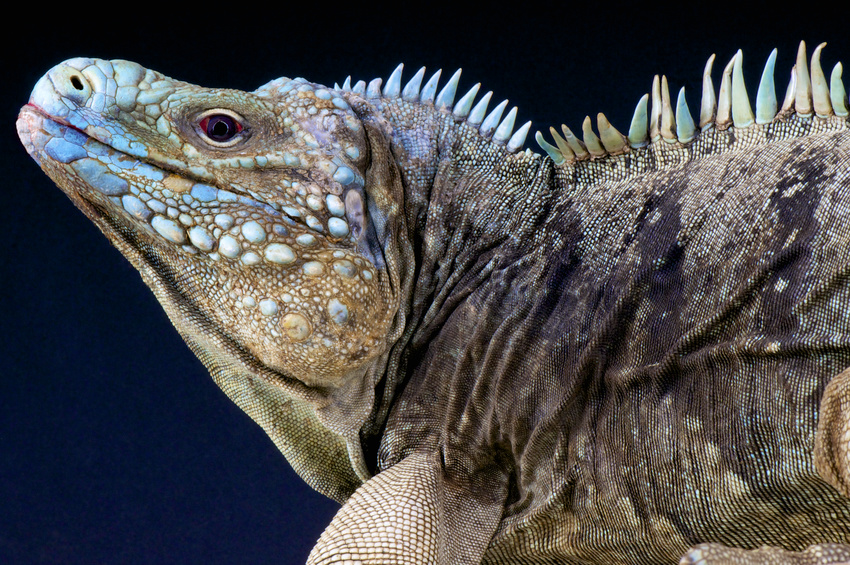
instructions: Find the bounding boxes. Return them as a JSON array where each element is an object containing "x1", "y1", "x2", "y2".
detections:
[
  {"x1": 22, "y1": 102, "x2": 81, "y2": 135},
  {"x1": 18, "y1": 104, "x2": 136, "y2": 235},
  {"x1": 21, "y1": 101, "x2": 228, "y2": 190}
]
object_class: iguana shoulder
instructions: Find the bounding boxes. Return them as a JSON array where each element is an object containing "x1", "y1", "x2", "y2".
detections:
[{"x1": 16, "y1": 41, "x2": 850, "y2": 564}]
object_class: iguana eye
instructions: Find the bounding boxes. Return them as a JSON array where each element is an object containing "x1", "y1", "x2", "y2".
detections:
[{"x1": 195, "y1": 110, "x2": 244, "y2": 146}]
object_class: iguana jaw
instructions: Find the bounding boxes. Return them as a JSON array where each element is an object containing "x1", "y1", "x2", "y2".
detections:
[{"x1": 16, "y1": 58, "x2": 399, "y2": 391}]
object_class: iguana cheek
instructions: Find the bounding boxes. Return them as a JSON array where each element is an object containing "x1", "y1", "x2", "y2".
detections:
[{"x1": 225, "y1": 254, "x2": 392, "y2": 388}]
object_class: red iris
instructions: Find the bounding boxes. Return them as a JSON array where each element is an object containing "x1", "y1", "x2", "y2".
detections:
[{"x1": 199, "y1": 114, "x2": 243, "y2": 142}]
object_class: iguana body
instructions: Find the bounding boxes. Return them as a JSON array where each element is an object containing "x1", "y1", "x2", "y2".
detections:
[{"x1": 16, "y1": 41, "x2": 850, "y2": 564}]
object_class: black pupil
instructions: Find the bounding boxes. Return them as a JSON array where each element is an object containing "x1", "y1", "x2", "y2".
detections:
[{"x1": 206, "y1": 115, "x2": 236, "y2": 141}]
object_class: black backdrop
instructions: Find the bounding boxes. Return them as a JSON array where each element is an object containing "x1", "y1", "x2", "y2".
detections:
[{"x1": 3, "y1": 5, "x2": 848, "y2": 564}]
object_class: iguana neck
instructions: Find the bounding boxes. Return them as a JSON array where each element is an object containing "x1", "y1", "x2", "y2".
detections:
[{"x1": 341, "y1": 90, "x2": 550, "y2": 453}]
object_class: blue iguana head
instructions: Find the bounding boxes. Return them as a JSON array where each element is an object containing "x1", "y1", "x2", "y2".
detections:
[{"x1": 17, "y1": 57, "x2": 403, "y2": 390}]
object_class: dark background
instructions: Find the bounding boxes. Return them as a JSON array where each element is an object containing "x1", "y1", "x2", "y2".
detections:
[{"x1": 2, "y1": 5, "x2": 848, "y2": 564}]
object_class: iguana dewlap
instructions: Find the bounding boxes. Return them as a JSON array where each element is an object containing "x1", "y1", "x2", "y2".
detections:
[{"x1": 16, "y1": 42, "x2": 850, "y2": 564}]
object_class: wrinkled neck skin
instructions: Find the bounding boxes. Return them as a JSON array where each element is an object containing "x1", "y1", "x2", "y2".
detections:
[
  {"x1": 361, "y1": 94, "x2": 551, "y2": 331},
  {"x1": 349, "y1": 93, "x2": 552, "y2": 460}
]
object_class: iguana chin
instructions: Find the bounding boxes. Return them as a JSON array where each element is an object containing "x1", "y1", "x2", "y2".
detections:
[{"x1": 16, "y1": 40, "x2": 850, "y2": 564}]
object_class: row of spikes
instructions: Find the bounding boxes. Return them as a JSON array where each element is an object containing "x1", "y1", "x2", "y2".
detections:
[
  {"x1": 336, "y1": 66, "x2": 533, "y2": 153},
  {"x1": 536, "y1": 41, "x2": 849, "y2": 164}
]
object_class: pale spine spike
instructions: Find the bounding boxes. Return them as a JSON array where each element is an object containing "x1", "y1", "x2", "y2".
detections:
[
  {"x1": 334, "y1": 83, "x2": 341, "y2": 90},
  {"x1": 494, "y1": 107, "x2": 518, "y2": 143},
  {"x1": 453, "y1": 83, "x2": 481, "y2": 118},
  {"x1": 420, "y1": 70, "x2": 442, "y2": 103},
  {"x1": 650, "y1": 75, "x2": 662, "y2": 141},
  {"x1": 715, "y1": 54, "x2": 735, "y2": 129},
  {"x1": 731, "y1": 50, "x2": 755, "y2": 128},
  {"x1": 342, "y1": 76, "x2": 352, "y2": 91},
  {"x1": 436, "y1": 69, "x2": 462, "y2": 109},
  {"x1": 831, "y1": 63, "x2": 849, "y2": 117},
  {"x1": 699, "y1": 54, "x2": 717, "y2": 130},
  {"x1": 756, "y1": 49, "x2": 778, "y2": 125},
  {"x1": 561, "y1": 125, "x2": 589, "y2": 159},
  {"x1": 675, "y1": 88, "x2": 695, "y2": 143},
  {"x1": 597, "y1": 113, "x2": 627, "y2": 153},
  {"x1": 480, "y1": 99, "x2": 509, "y2": 137},
  {"x1": 780, "y1": 66, "x2": 797, "y2": 114},
  {"x1": 383, "y1": 64, "x2": 404, "y2": 97},
  {"x1": 581, "y1": 116, "x2": 606, "y2": 157},
  {"x1": 402, "y1": 67, "x2": 426, "y2": 101},
  {"x1": 366, "y1": 78, "x2": 383, "y2": 98},
  {"x1": 628, "y1": 93, "x2": 649, "y2": 148},
  {"x1": 468, "y1": 91, "x2": 493, "y2": 125},
  {"x1": 535, "y1": 131, "x2": 565, "y2": 164},
  {"x1": 795, "y1": 40, "x2": 813, "y2": 117},
  {"x1": 550, "y1": 126, "x2": 576, "y2": 161},
  {"x1": 660, "y1": 76, "x2": 677, "y2": 142},
  {"x1": 507, "y1": 121, "x2": 532, "y2": 152},
  {"x1": 353, "y1": 80, "x2": 367, "y2": 95},
  {"x1": 811, "y1": 43, "x2": 833, "y2": 118}
]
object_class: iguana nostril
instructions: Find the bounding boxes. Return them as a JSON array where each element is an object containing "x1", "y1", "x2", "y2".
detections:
[{"x1": 70, "y1": 75, "x2": 84, "y2": 91}]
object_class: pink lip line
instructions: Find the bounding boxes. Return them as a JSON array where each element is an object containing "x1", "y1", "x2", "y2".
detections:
[{"x1": 22, "y1": 102, "x2": 87, "y2": 135}]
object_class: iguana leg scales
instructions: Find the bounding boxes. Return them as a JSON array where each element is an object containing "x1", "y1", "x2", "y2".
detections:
[
  {"x1": 307, "y1": 452, "x2": 440, "y2": 565},
  {"x1": 680, "y1": 543, "x2": 850, "y2": 564},
  {"x1": 815, "y1": 367, "x2": 850, "y2": 499},
  {"x1": 307, "y1": 450, "x2": 506, "y2": 565}
]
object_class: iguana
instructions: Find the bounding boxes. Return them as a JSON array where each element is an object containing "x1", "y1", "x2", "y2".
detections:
[{"x1": 16, "y1": 40, "x2": 850, "y2": 564}]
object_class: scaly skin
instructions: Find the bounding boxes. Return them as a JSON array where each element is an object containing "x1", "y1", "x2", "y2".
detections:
[{"x1": 16, "y1": 43, "x2": 850, "y2": 564}]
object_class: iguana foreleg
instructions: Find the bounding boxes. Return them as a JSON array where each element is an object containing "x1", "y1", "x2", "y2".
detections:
[{"x1": 307, "y1": 451, "x2": 507, "y2": 565}]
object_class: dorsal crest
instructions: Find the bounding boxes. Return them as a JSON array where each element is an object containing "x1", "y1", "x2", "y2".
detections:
[
  {"x1": 334, "y1": 41, "x2": 849, "y2": 174},
  {"x1": 536, "y1": 40, "x2": 849, "y2": 165},
  {"x1": 336, "y1": 64, "x2": 534, "y2": 154}
]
